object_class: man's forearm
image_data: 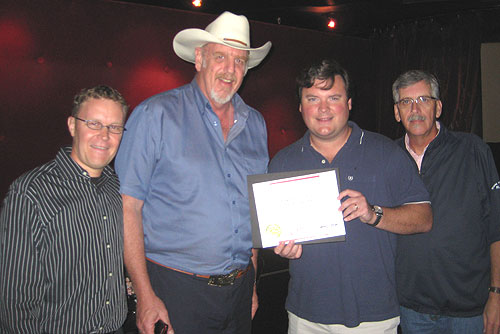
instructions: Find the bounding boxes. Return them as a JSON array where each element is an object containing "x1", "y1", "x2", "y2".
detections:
[
  {"x1": 483, "y1": 241, "x2": 500, "y2": 334},
  {"x1": 122, "y1": 194, "x2": 155, "y2": 299},
  {"x1": 376, "y1": 203, "x2": 432, "y2": 234},
  {"x1": 490, "y1": 241, "x2": 500, "y2": 289}
]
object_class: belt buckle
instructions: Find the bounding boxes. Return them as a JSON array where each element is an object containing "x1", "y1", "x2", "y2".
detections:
[{"x1": 207, "y1": 270, "x2": 238, "y2": 287}]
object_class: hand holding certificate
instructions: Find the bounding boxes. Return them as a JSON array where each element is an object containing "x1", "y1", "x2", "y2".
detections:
[{"x1": 248, "y1": 169, "x2": 346, "y2": 248}]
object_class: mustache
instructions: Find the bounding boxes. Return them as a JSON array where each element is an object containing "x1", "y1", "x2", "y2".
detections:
[
  {"x1": 408, "y1": 114, "x2": 425, "y2": 121},
  {"x1": 216, "y1": 73, "x2": 236, "y2": 81}
]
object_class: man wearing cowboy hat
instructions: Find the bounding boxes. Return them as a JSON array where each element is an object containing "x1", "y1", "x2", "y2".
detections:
[{"x1": 115, "y1": 11, "x2": 271, "y2": 334}]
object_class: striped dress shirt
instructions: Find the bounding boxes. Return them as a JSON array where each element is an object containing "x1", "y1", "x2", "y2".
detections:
[{"x1": 0, "y1": 147, "x2": 127, "y2": 334}]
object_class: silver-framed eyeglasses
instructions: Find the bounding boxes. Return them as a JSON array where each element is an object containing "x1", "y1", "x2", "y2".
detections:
[
  {"x1": 74, "y1": 117, "x2": 126, "y2": 134},
  {"x1": 396, "y1": 96, "x2": 438, "y2": 109}
]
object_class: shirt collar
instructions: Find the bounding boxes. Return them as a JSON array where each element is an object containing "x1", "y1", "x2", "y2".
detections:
[
  {"x1": 299, "y1": 121, "x2": 363, "y2": 152},
  {"x1": 404, "y1": 121, "x2": 440, "y2": 170},
  {"x1": 56, "y1": 146, "x2": 113, "y2": 182},
  {"x1": 404, "y1": 121, "x2": 440, "y2": 156}
]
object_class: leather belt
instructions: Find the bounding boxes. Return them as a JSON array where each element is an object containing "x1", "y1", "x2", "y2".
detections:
[{"x1": 148, "y1": 258, "x2": 251, "y2": 287}]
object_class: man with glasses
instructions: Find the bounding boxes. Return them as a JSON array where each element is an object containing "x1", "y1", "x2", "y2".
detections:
[
  {"x1": 0, "y1": 85, "x2": 128, "y2": 333},
  {"x1": 393, "y1": 70, "x2": 500, "y2": 334}
]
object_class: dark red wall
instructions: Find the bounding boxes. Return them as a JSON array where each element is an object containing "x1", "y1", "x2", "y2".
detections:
[{"x1": 0, "y1": 0, "x2": 373, "y2": 198}]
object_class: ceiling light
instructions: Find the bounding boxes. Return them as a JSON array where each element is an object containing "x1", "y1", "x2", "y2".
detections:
[{"x1": 327, "y1": 18, "x2": 336, "y2": 29}]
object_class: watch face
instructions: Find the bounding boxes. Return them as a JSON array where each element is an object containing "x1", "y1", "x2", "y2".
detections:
[
  {"x1": 369, "y1": 205, "x2": 383, "y2": 227},
  {"x1": 373, "y1": 205, "x2": 383, "y2": 215}
]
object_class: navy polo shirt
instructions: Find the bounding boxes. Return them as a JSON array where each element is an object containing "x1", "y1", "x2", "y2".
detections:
[{"x1": 268, "y1": 122, "x2": 429, "y2": 327}]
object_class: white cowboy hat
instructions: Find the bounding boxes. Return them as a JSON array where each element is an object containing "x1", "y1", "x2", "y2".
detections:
[{"x1": 173, "y1": 11, "x2": 272, "y2": 69}]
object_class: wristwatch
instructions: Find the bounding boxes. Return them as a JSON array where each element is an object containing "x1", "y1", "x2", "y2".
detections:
[
  {"x1": 489, "y1": 286, "x2": 500, "y2": 294},
  {"x1": 369, "y1": 205, "x2": 383, "y2": 227}
]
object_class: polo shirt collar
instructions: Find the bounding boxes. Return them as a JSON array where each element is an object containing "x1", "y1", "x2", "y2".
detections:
[{"x1": 299, "y1": 121, "x2": 363, "y2": 152}]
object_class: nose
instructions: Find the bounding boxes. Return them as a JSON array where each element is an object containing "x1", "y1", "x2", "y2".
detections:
[
  {"x1": 410, "y1": 99, "x2": 420, "y2": 112},
  {"x1": 224, "y1": 57, "x2": 235, "y2": 73},
  {"x1": 319, "y1": 100, "x2": 330, "y2": 112},
  {"x1": 99, "y1": 126, "x2": 111, "y2": 140}
]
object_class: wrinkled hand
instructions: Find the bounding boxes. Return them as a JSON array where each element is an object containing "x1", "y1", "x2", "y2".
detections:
[
  {"x1": 136, "y1": 294, "x2": 174, "y2": 334},
  {"x1": 483, "y1": 293, "x2": 500, "y2": 334},
  {"x1": 274, "y1": 240, "x2": 302, "y2": 259},
  {"x1": 338, "y1": 189, "x2": 375, "y2": 224}
]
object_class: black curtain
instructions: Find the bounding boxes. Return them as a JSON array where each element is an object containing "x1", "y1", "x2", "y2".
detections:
[{"x1": 370, "y1": 11, "x2": 482, "y2": 140}]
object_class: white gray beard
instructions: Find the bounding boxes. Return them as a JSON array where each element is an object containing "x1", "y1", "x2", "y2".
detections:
[{"x1": 210, "y1": 89, "x2": 233, "y2": 105}]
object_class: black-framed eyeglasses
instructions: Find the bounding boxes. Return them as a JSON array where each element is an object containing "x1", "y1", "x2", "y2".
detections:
[
  {"x1": 74, "y1": 117, "x2": 126, "y2": 134},
  {"x1": 395, "y1": 96, "x2": 438, "y2": 109}
]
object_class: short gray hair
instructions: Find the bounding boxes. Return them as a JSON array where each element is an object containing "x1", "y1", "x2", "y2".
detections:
[{"x1": 392, "y1": 70, "x2": 440, "y2": 103}]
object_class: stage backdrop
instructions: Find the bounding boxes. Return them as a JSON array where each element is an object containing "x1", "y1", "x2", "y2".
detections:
[{"x1": 0, "y1": 0, "x2": 374, "y2": 198}]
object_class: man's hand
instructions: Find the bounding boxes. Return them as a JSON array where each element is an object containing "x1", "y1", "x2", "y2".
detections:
[
  {"x1": 338, "y1": 189, "x2": 375, "y2": 224},
  {"x1": 274, "y1": 240, "x2": 302, "y2": 259},
  {"x1": 484, "y1": 292, "x2": 500, "y2": 333},
  {"x1": 136, "y1": 294, "x2": 174, "y2": 334}
]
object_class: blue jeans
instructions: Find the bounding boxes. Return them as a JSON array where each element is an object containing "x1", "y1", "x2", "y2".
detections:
[{"x1": 399, "y1": 306, "x2": 483, "y2": 334}]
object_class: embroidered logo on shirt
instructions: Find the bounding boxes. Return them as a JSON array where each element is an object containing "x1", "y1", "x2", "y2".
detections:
[{"x1": 492, "y1": 181, "x2": 500, "y2": 190}]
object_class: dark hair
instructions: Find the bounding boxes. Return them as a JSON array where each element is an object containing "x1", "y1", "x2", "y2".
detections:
[
  {"x1": 72, "y1": 85, "x2": 128, "y2": 117},
  {"x1": 296, "y1": 59, "x2": 350, "y2": 100},
  {"x1": 392, "y1": 70, "x2": 440, "y2": 103}
]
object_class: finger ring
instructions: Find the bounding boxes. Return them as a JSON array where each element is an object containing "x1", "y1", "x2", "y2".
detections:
[{"x1": 354, "y1": 204, "x2": 358, "y2": 211}]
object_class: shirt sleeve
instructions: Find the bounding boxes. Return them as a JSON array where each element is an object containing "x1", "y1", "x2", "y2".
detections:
[
  {"x1": 476, "y1": 142, "x2": 500, "y2": 245},
  {"x1": 385, "y1": 144, "x2": 430, "y2": 206},
  {"x1": 115, "y1": 103, "x2": 162, "y2": 200},
  {"x1": 0, "y1": 190, "x2": 44, "y2": 333}
]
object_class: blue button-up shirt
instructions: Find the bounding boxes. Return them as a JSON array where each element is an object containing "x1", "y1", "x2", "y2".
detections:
[{"x1": 115, "y1": 80, "x2": 268, "y2": 275}]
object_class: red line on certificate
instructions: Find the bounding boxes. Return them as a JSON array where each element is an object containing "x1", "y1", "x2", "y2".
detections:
[{"x1": 270, "y1": 175, "x2": 320, "y2": 185}]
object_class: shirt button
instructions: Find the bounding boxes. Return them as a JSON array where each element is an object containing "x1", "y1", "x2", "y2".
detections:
[
  {"x1": 348, "y1": 175, "x2": 354, "y2": 181},
  {"x1": 227, "y1": 173, "x2": 231, "y2": 177},
  {"x1": 321, "y1": 159, "x2": 326, "y2": 164},
  {"x1": 235, "y1": 229, "x2": 239, "y2": 233},
  {"x1": 99, "y1": 327, "x2": 103, "y2": 331},
  {"x1": 106, "y1": 244, "x2": 111, "y2": 249},
  {"x1": 232, "y1": 200, "x2": 236, "y2": 205},
  {"x1": 105, "y1": 300, "x2": 110, "y2": 305},
  {"x1": 103, "y1": 216, "x2": 107, "y2": 220},
  {"x1": 213, "y1": 121, "x2": 218, "y2": 126},
  {"x1": 108, "y1": 272, "x2": 113, "y2": 277},
  {"x1": 83, "y1": 171, "x2": 88, "y2": 176}
]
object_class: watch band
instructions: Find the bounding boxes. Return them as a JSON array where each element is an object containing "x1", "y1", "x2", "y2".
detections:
[
  {"x1": 369, "y1": 205, "x2": 383, "y2": 227},
  {"x1": 489, "y1": 286, "x2": 500, "y2": 294}
]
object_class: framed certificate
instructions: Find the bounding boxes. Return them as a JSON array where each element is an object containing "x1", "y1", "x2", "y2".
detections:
[{"x1": 248, "y1": 168, "x2": 346, "y2": 248}]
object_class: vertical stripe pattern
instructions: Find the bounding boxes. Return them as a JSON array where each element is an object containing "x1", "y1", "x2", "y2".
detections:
[{"x1": 0, "y1": 147, "x2": 127, "y2": 333}]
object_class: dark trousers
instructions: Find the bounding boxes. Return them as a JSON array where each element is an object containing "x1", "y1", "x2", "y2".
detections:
[{"x1": 147, "y1": 261, "x2": 254, "y2": 334}]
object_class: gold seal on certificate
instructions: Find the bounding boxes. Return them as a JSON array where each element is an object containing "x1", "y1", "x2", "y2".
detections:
[{"x1": 265, "y1": 224, "x2": 282, "y2": 237}]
